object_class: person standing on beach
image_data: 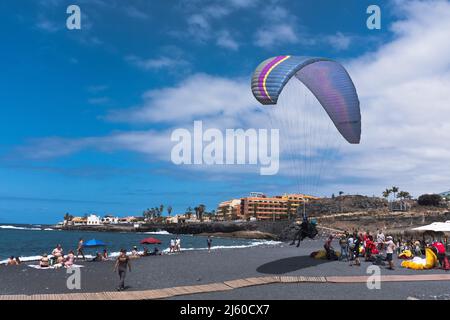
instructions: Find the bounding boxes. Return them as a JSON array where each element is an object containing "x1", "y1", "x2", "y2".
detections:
[
  {"x1": 376, "y1": 229, "x2": 385, "y2": 251},
  {"x1": 114, "y1": 249, "x2": 131, "y2": 291},
  {"x1": 176, "y1": 237, "x2": 181, "y2": 252},
  {"x1": 76, "y1": 238, "x2": 85, "y2": 261},
  {"x1": 339, "y1": 232, "x2": 349, "y2": 261},
  {"x1": 207, "y1": 236, "x2": 212, "y2": 253},
  {"x1": 385, "y1": 236, "x2": 396, "y2": 270},
  {"x1": 350, "y1": 234, "x2": 361, "y2": 266}
]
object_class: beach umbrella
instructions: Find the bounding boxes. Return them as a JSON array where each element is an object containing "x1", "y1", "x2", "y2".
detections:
[
  {"x1": 84, "y1": 239, "x2": 107, "y2": 247},
  {"x1": 140, "y1": 237, "x2": 162, "y2": 245}
]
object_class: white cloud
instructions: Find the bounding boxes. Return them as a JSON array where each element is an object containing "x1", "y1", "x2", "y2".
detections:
[
  {"x1": 326, "y1": 32, "x2": 352, "y2": 51},
  {"x1": 125, "y1": 55, "x2": 189, "y2": 71},
  {"x1": 88, "y1": 97, "x2": 111, "y2": 105},
  {"x1": 252, "y1": 3, "x2": 303, "y2": 48},
  {"x1": 216, "y1": 30, "x2": 239, "y2": 51},
  {"x1": 105, "y1": 74, "x2": 258, "y2": 124},
  {"x1": 254, "y1": 24, "x2": 298, "y2": 48},
  {"x1": 36, "y1": 18, "x2": 60, "y2": 32},
  {"x1": 125, "y1": 6, "x2": 149, "y2": 19}
]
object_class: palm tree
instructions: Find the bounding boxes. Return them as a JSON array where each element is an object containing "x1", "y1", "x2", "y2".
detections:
[
  {"x1": 63, "y1": 212, "x2": 73, "y2": 221},
  {"x1": 397, "y1": 191, "x2": 409, "y2": 200},
  {"x1": 391, "y1": 186, "x2": 399, "y2": 200},
  {"x1": 159, "y1": 204, "x2": 164, "y2": 216},
  {"x1": 198, "y1": 204, "x2": 206, "y2": 222},
  {"x1": 194, "y1": 207, "x2": 199, "y2": 220},
  {"x1": 167, "y1": 205, "x2": 173, "y2": 217},
  {"x1": 382, "y1": 188, "x2": 391, "y2": 200}
]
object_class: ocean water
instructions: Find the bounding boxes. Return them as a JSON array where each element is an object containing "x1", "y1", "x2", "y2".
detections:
[{"x1": 0, "y1": 224, "x2": 280, "y2": 263}]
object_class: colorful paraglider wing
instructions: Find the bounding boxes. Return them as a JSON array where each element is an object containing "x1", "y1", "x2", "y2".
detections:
[{"x1": 251, "y1": 56, "x2": 361, "y2": 144}]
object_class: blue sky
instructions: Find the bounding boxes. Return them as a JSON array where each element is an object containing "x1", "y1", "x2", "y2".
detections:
[{"x1": 1, "y1": 0, "x2": 449, "y2": 224}]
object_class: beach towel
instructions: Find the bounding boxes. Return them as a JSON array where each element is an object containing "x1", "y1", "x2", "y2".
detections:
[{"x1": 28, "y1": 264, "x2": 84, "y2": 270}]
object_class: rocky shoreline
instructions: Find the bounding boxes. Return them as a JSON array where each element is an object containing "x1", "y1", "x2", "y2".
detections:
[{"x1": 55, "y1": 196, "x2": 450, "y2": 240}]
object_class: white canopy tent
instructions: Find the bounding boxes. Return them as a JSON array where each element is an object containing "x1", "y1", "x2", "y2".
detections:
[{"x1": 412, "y1": 221, "x2": 450, "y2": 232}]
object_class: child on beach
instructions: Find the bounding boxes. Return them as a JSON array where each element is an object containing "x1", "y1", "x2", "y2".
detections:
[
  {"x1": 170, "y1": 238, "x2": 175, "y2": 253},
  {"x1": 207, "y1": 236, "x2": 212, "y2": 253},
  {"x1": 114, "y1": 249, "x2": 131, "y2": 291}
]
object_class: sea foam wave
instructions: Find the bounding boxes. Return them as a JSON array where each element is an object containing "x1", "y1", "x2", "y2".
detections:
[
  {"x1": 142, "y1": 230, "x2": 171, "y2": 235},
  {"x1": 0, "y1": 225, "x2": 41, "y2": 231},
  {"x1": 0, "y1": 240, "x2": 282, "y2": 264}
]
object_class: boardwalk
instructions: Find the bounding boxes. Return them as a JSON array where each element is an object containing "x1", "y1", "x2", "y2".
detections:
[{"x1": 2, "y1": 274, "x2": 450, "y2": 300}]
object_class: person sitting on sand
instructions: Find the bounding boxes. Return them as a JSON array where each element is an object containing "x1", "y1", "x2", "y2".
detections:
[
  {"x1": 102, "y1": 249, "x2": 108, "y2": 260},
  {"x1": 55, "y1": 254, "x2": 65, "y2": 267},
  {"x1": 51, "y1": 244, "x2": 63, "y2": 265},
  {"x1": 92, "y1": 252, "x2": 103, "y2": 262},
  {"x1": 65, "y1": 250, "x2": 75, "y2": 268},
  {"x1": 7, "y1": 256, "x2": 18, "y2": 266},
  {"x1": 150, "y1": 247, "x2": 160, "y2": 256},
  {"x1": 324, "y1": 235, "x2": 337, "y2": 260},
  {"x1": 141, "y1": 247, "x2": 149, "y2": 257},
  {"x1": 131, "y1": 246, "x2": 140, "y2": 258},
  {"x1": 40, "y1": 254, "x2": 50, "y2": 268}
]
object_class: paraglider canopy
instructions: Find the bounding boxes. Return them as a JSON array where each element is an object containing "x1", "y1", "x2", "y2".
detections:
[{"x1": 251, "y1": 55, "x2": 361, "y2": 144}]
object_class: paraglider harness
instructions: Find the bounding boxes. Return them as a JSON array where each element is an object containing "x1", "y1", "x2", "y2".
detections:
[{"x1": 290, "y1": 206, "x2": 318, "y2": 247}]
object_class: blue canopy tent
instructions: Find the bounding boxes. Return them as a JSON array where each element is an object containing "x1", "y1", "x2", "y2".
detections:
[{"x1": 84, "y1": 239, "x2": 107, "y2": 247}]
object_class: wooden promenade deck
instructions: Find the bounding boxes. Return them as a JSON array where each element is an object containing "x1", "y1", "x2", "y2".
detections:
[{"x1": 1, "y1": 274, "x2": 449, "y2": 300}]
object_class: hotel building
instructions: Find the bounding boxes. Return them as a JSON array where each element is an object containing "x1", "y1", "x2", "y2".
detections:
[{"x1": 217, "y1": 192, "x2": 319, "y2": 221}]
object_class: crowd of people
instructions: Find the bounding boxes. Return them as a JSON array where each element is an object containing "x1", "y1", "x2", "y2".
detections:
[
  {"x1": 23, "y1": 238, "x2": 164, "y2": 269},
  {"x1": 323, "y1": 229, "x2": 449, "y2": 270}
]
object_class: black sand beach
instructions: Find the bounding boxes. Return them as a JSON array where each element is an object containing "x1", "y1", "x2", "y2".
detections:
[{"x1": 1, "y1": 239, "x2": 449, "y2": 300}]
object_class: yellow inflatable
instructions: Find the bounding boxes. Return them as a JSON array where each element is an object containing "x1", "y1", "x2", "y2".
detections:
[
  {"x1": 398, "y1": 249, "x2": 412, "y2": 259},
  {"x1": 311, "y1": 250, "x2": 341, "y2": 260},
  {"x1": 401, "y1": 247, "x2": 438, "y2": 270}
]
